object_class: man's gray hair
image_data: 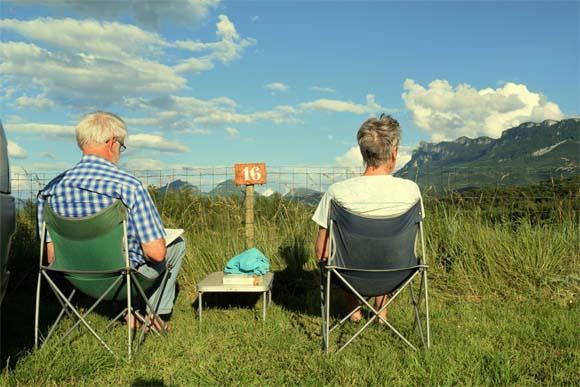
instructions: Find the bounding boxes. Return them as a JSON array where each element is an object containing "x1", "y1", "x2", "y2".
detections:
[
  {"x1": 357, "y1": 113, "x2": 400, "y2": 168},
  {"x1": 75, "y1": 111, "x2": 127, "y2": 150}
]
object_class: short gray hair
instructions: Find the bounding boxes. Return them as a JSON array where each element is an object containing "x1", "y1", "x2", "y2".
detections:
[
  {"x1": 75, "y1": 111, "x2": 127, "y2": 150},
  {"x1": 357, "y1": 114, "x2": 400, "y2": 168}
]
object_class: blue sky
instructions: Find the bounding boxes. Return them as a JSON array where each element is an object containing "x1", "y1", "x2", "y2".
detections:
[{"x1": 1, "y1": 0, "x2": 578, "y2": 175}]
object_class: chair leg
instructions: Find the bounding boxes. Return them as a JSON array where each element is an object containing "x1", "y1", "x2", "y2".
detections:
[
  {"x1": 132, "y1": 269, "x2": 171, "y2": 352},
  {"x1": 43, "y1": 274, "x2": 117, "y2": 358},
  {"x1": 423, "y1": 270, "x2": 431, "y2": 348},
  {"x1": 413, "y1": 272, "x2": 425, "y2": 327},
  {"x1": 322, "y1": 267, "x2": 333, "y2": 353},
  {"x1": 126, "y1": 270, "x2": 133, "y2": 361},
  {"x1": 53, "y1": 277, "x2": 123, "y2": 347},
  {"x1": 409, "y1": 282, "x2": 425, "y2": 346},
  {"x1": 319, "y1": 265, "x2": 326, "y2": 351},
  {"x1": 43, "y1": 287, "x2": 75, "y2": 345},
  {"x1": 40, "y1": 271, "x2": 77, "y2": 345},
  {"x1": 333, "y1": 270, "x2": 420, "y2": 352},
  {"x1": 34, "y1": 270, "x2": 42, "y2": 350}
]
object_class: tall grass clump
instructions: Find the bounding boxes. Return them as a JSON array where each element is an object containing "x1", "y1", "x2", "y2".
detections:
[
  {"x1": 150, "y1": 186, "x2": 579, "y2": 305},
  {"x1": 152, "y1": 191, "x2": 317, "y2": 300},
  {"x1": 424, "y1": 192, "x2": 579, "y2": 302}
]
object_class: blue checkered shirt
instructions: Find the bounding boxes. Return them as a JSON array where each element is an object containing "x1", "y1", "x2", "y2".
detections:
[{"x1": 37, "y1": 155, "x2": 166, "y2": 267}]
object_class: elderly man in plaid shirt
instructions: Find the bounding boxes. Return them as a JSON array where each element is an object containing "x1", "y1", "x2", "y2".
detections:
[{"x1": 37, "y1": 111, "x2": 185, "y2": 326}]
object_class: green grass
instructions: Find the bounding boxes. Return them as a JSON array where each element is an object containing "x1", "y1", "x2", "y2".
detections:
[{"x1": 1, "y1": 191, "x2": 578, "y2": 385}]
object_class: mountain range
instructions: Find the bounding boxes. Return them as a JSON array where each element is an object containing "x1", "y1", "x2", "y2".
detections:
[
  {"x1": 156, "y1": 118, "x2": 578, "y2": 200},
  {"x1": 156, "y1": 178, "x2": 251, "y2": 198},
  {"x1": 395, "y1": 118, "x2": 579, "y2": 192}
]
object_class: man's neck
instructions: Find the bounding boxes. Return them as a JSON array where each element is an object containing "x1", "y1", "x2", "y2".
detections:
[
  {"x1": 82, "y1": 147, "x2": 115, "y2": 164},
  {"x1": 362, "y1": 163, "x2": 394, "y2": 176}
]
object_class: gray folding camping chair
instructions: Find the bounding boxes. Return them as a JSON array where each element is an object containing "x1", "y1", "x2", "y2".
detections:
[
  {"x1": 320, "y1": 200, "x2": 430, "y2": 353},
  {"x1": 34, "y1": 201, "x2": 171, "y2": 360}
]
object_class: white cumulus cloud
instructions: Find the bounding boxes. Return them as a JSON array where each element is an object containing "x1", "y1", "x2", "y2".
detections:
[
  {"x1": 402, "y1": 79, "x2": 565, "y2": 141},
  {"x1": 0, "y1": 14, "x2": 253, "y2": 108},
  {"x1": 7, "y1": 141, "x2": 27, "y2": 159},
  {"x1": 5, "y1": 0, "x2": 220, "y2": 29},
  {"x1": 128, "y1": 133, "x2": 190, "y2": 153},
  {"x1": 264, "y1": 82, "x2": 289, "y2": 92},
  {"x1": 15, "y1": 95, "x2": 55, "y2": 110},
  {"x1": 335, "y1": 144, "x2": 413, "y2": 172},
  {"x1": 301, "y1": 94, "x2": 394, "y2": 115},
  {"x1": 0, "y1": 18, "x2": 166, "y2": 58},
  {"x1": 123, "y1": 158, "x2": 166, "y2": 171},
  {"x1": 311, "y1": 86, "x2": 336, "y2": 93},
  {"x1": 174, "y1": 14, "x2": 255, "y2": 70},
  {"x1": 127, "y1": 95, "x2": 299, "y2": 128},
  {"x1": 225, "y1": 127, "x2": 240, "y2": 137},
  {"x1": 5, "y1": 122, "x2": 75, "y2": 139},
  {"x1": 174, "y1": 57, "x2": 214, "y2": 74}
]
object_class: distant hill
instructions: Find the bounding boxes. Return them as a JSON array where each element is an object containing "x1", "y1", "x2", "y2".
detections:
[
  {"x1": 207, "y1": 179, "x2": 258, "y2": 198},
  {"x1": 156, "y1": 179, "x2": 200, "y2": 195},
  {"x1": 284, "y1": 187, "x2": 323, "y2": 206},
  {"x1": 396, "y1": 118, "x2": 579, "y2": 192}
]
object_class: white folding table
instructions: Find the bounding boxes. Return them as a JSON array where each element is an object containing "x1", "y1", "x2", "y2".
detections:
[{"x1": 196, "y1": 272, "x2": 274, "y2": 321}]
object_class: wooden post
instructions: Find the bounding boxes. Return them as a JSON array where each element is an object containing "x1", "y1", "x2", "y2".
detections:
[
  {"x1": 245, "y1": 184, "x2": 254, "y2": 248},
  {"x1": 234, "y1": 163, "x2": 266, "y2": 249}
]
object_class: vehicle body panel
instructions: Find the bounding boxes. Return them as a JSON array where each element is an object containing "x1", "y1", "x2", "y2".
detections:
[{"x1": 0, "y1": 121, "x2": 16, "y2": 303}]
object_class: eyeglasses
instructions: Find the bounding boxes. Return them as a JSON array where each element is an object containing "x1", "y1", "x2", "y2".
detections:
[{"x1": 115, "y1": 138, "x2": 126, "y2": 153}]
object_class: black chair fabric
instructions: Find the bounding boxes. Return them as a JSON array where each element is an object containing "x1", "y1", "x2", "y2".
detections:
[{"x1": 328, "y1": 200, "x2": 422, "y2": 297}]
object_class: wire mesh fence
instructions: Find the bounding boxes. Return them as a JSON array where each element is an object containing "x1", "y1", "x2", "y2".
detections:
[
  {"x1": 10, "y1": 166, "x2": 367, "y2": 204},
  {"x1": 10, "y1": 165, "x2": 579, "y2": 206}
]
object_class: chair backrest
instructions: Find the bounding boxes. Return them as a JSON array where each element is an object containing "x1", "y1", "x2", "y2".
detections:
[
  {"x1": 328, "y1": 200, "x2": 423, "y2": 297},
  {"x1": 43, "y1": 201, "x2": 133, "y2": 299}
]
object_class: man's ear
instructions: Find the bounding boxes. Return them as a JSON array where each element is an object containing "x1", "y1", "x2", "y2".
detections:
[
  {"x1": 105, "y1": 138, "x2": 116, "y2": 156},
  {"x1": 391, "y1": 146, "x2": 398, "y2": 161}
]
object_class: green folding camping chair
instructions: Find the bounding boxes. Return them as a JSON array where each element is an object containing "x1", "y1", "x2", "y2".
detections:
[
  {"x1": 34, "y1": 201, "x2": 170, "y2": 360},
  {"x1": 320, "y1": 200, "x2": 430, "y2": 353}
]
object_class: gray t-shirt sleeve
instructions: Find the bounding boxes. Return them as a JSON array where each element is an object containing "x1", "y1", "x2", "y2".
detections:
[{"x1": 312, "y1": 191, "x2": 332, "y2": 228}]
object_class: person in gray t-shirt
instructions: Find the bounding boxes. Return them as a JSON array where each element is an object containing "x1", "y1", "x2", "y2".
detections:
[{"x1": 313, "y1": 114, "x2": 423, "y2": 322}]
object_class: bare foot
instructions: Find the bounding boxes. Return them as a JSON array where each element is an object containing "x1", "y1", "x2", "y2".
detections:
[
  {"x1": 377, "y1": 311, "x2": 388, "y2": 324},
  {"x1": 146, "y1": 315, "x2": 171, "y2": 332},
  {"x1": 375, "y1": 295, "x2": 388, "y2": 323},
  {"x1": 350, "y1": 310, "x2": 363, "y2": 322},
  {"x1": 124, "y1": 312, "x2": 139, "y2": 329}
]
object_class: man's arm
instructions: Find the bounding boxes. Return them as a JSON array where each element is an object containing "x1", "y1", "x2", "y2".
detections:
[
  {"x1": 142, "y1": 238, "x2": 167, "y2": 262},
  {"x1": 315, "y1": 227, "x2": 329, "y2": 260},
  {"x1": 46, "y1": 242, "x2": 54, "y2": 264},
  {"x1": 131, "y1": 183, "x2": 167, "y2": 263}
]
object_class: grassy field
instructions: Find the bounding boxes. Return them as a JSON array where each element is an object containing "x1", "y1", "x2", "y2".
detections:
[{"x1": 1, "y1": 187, "x2": 578, "y2": 385}]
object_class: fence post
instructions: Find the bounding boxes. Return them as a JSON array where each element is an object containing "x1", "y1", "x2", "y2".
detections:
[{"x1": 245, "y1": 184, "x2": 254, "y2": 248}]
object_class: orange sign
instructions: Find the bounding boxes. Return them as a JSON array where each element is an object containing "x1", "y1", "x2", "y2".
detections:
[{"x1": 234, "y1": 163, "x2": 267, "y2": 185}]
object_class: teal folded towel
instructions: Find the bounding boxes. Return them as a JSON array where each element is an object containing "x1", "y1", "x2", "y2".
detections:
[{"x1": 224, "y1": 248, "x2": 270, "y2": 275}]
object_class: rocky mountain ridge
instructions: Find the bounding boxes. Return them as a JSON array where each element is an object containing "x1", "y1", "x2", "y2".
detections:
[{"x1": 395, "y1": 118, "x2": 579, "y2": 191}]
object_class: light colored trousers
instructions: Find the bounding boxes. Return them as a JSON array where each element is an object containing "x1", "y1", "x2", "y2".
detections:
[{"x1": 136, "y1": 237, "x2": 185, "y2": 315}]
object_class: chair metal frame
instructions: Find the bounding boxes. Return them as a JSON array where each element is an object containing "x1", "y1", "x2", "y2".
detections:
[
  {"x1": 34, "y1": 202, "x2": 171, "y2": 360},
  {"x1": 320, "y1": 201, "x2": 431, "y2": 353}
]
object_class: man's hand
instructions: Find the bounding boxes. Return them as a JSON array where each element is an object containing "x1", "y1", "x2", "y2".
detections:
[
  {"x1": 142, "y1": 238, "x2": 167, "y2": 262},
  {"x1": 315, "y1": 227, "x2": 329, "y2": 261}
]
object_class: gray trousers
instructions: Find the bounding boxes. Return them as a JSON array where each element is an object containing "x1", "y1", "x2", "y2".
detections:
[{"x1": 137, "y1": 237, "x2": 185, "y2": 315}]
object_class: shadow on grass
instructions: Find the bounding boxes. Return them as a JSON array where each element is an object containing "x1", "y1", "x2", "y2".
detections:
[
  {"x1": 0, "y1": 268, "x2": 62, "y2": 371},
  {"x1": 1, "y1": 269, "x2": 173, "y2": 371},
  {"x1": 272, "y1": 237, "x2": 352, "y2": 319},
  {"x1": 271, "y1": 238, "x2": 320, "y2": 316},
  {"x1": 131, "y1": 377, "x2": 165, "y2": 386}
]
